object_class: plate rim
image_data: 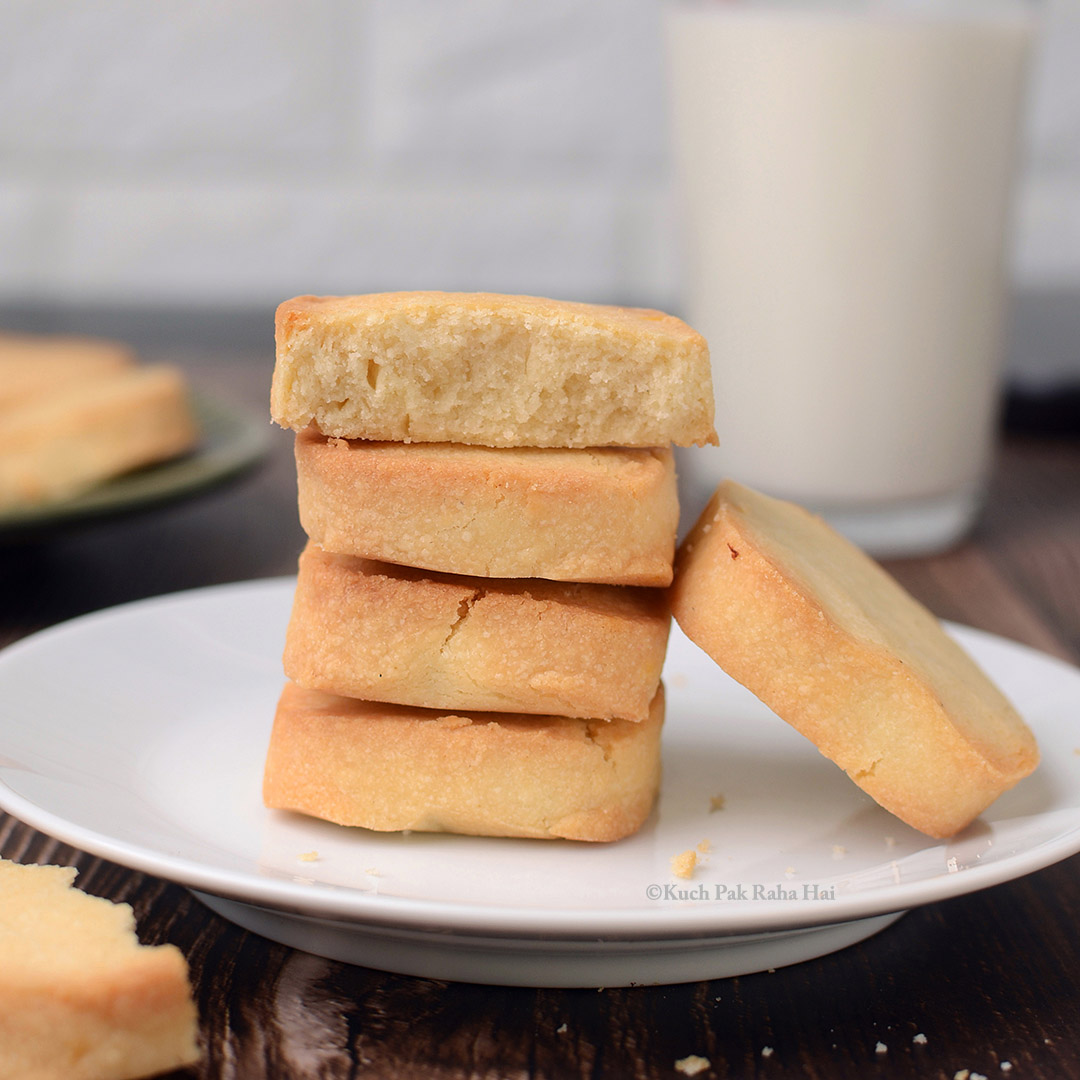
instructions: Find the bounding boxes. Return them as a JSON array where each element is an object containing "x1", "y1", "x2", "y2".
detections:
[{"x1": 2, "y1": 577, "x2": 1080, "y2": 940}]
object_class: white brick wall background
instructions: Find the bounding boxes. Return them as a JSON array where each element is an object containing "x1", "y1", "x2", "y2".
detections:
[{"x1": 0, "y1": 0, "x2": 1078, "y2": 377}]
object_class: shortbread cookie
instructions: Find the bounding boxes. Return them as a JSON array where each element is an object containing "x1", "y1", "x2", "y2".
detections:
[
  {"x1": 263, "y1": 682, "x2": 665, "y2": 841},
  {"x1": 670, "y1": 480, "x2": 1038, "y2": 838},
  {"x1": 271, "y1": 292, "x2": 717, "y2": 448},
  {"x1": 295, "y1": 428, "x2": 679, "y2": 585},
  {"x1": 0, "y1": 858, "x2": 199, "y2": 1080},
  {"x1": 284, "y1": 544, "x2": 670, "y2": 721},
  {"x1": 0, "y1": 365, "x2": 198, "y2": 509},
  {"x1": 0, "y1": 332, "x2": 134, "y2": 413}
]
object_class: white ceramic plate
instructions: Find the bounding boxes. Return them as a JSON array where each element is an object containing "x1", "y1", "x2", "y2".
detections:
[{"x1": 1, "y1": 578, "x2": 1079, "y2": 986}]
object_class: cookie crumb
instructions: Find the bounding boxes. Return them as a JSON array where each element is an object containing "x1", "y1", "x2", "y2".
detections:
[
  {"x1": 885, "y1": 835, "x2": 897, "y2": 848},
  {"x1": 784, "y1": 866, "x2": 796, "y2": 879},
  {"x1": 709, "y1": 794, "x2": 726, "y2": 813},
  {"x1": 671, "y1": 850, "x2": 698, "y2": 879},
  {"x1": 675, "y1": 1055, "x2": 710, "y2": 1077},
  {"x1": 875, "y1": 1042, "x2": 887, "y2": 1055},
  {"x1": 832, "y1": 845, "x2": 847, "y2": 860},
  {"x1": 913, "y1": 1033, "x2": 928, "y2": 1045},
  {"x1": 761, "y1": 1046, "x2": 774, "y2": 1058},
  {"x1": 298, "y1": 851, "x2": 319, "y2": 862},
  {"x1": 947, "y1": 856, "x2": 959, "y2": 873},
  {"x1": 697, "y1": 839, "x2": 712, "y2": 854}
]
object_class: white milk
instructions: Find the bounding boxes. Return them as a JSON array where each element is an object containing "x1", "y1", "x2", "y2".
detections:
[{"x1": 666, "y1": 2, "x2": 1033, "y2": 554}]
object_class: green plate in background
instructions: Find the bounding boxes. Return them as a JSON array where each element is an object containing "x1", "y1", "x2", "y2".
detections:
[{"x1": 0, "y1": 393, "x2": 270, "y2": 541}]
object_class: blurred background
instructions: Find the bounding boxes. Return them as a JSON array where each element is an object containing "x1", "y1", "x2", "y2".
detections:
[{"x1": 0, "y1": 0, "x2": 1077, "y2": 395}]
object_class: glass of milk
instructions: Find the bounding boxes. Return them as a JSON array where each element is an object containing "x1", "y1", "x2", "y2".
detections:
[{"x1": 666, "y1": 0, "x2": 1035, "y2": 556}]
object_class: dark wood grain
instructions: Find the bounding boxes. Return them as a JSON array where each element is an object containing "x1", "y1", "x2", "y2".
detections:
[{"x1": 2, "y1": 353, "x2": 1079, "y2": 1079}]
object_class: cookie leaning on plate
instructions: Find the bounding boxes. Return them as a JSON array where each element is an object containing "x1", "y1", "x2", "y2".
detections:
[
  {"x1": 263, "y1": 682, "x2": 665, "y2": 842},
  {"x1": 670, "y1": 480, "x2": 1039, "y2": 839},
  {"x1": 271, "y1": 292, "x2": 717, "y2": 448}
]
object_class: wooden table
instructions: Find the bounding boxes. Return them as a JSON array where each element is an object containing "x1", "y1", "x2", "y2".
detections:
[{"x1": 2, "y1": 353, "x2": 1079, "y2": 1080}]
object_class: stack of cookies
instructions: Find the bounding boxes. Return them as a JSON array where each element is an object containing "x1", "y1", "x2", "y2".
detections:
[{"x1": 264, "y1": 292, "x2": 716, "y2": 841}]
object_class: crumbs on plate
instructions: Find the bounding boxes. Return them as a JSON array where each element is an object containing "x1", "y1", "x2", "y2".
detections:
[{"x1": 671, "y1": 850, "x2": 698, "y2": 879}]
